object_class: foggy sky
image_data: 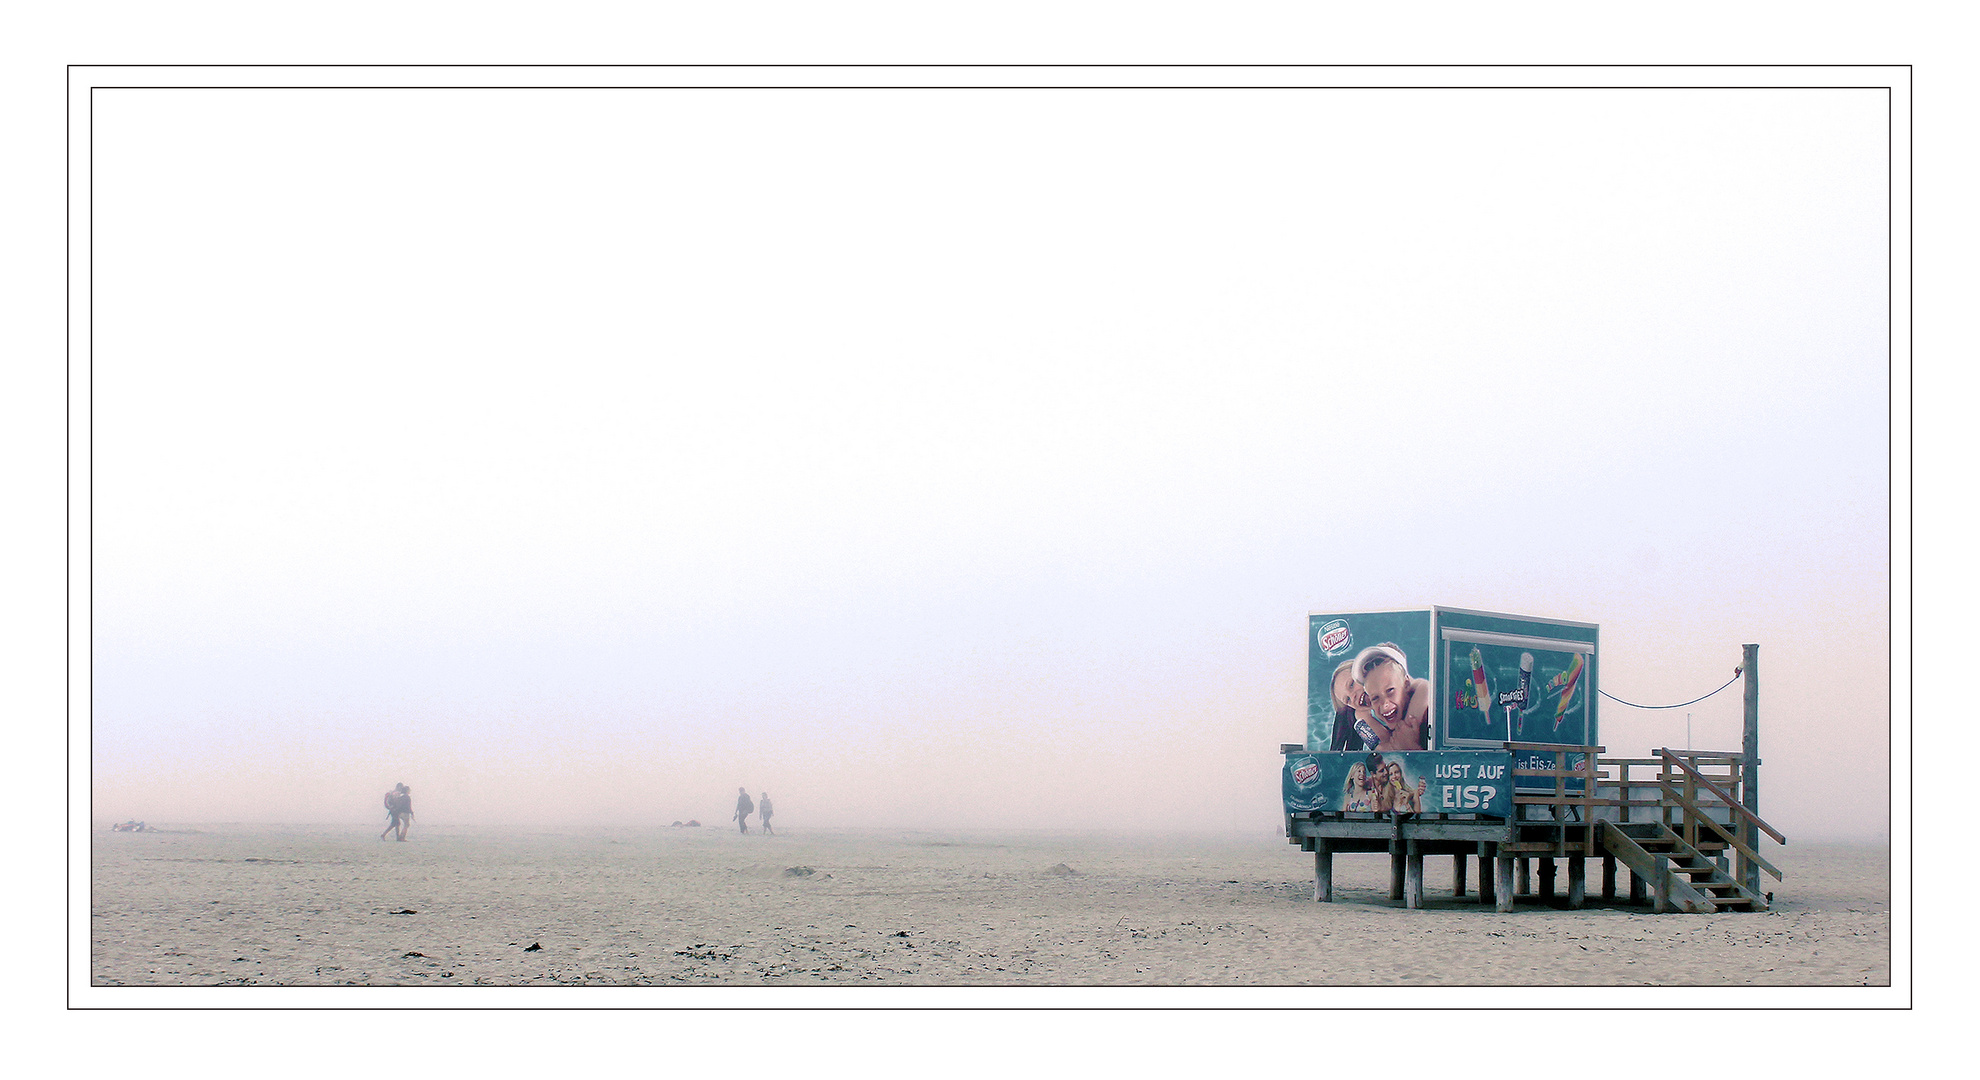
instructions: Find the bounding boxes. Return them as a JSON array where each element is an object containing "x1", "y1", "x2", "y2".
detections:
[{"x1": 89, "y1": 86, "x2": 1891, "y2": 840}]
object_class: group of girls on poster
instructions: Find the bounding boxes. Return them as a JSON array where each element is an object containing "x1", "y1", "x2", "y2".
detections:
[{"x1": 1339, "y1": 754, "x2": 1428, "y2": 814}]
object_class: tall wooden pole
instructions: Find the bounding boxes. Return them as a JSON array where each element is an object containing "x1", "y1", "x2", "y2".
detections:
[{"x1": 1741, "y1": 643, "x2": 1761, "y2": 896}]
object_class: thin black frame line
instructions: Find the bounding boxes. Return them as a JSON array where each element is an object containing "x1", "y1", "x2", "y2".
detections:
[
  {"x1": 66, "y1": 63, "x2": 1916, "y2": 70},
  {"x1": 72, "y1": 75, "x2": 1909, "y2": 1008},
  {"x1": 1892, "y1": 80, "x2": 1908, "y2": 1006},
  {"x1": 80, "y1": 82, "x2": 94, "y2": 1011},
  {"x1": 66, "y1": 69, "x2": 74, "y2": 1014},
  {"x1": 82, "y1": 84, "x2": 1902, "y2": 92},
  {"x1": 74, "y1": 1004, "x2": 1912, "y2": 1012}
]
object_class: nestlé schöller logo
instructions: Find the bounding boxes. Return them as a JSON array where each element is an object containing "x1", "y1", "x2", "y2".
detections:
[{"x1": 1317, "y1": 619, "x2": 1352, "y2": 657}]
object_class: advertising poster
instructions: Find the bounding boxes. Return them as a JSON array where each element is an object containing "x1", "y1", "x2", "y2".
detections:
[
  {"x1": 1283, "y1": 751, "x2": 1512, "y2": 818},
  {"x1": 1442, "y1": 639, "x2": 1591, "y2": 746},
  {"x1": 1307, "y1": 610, "x2": 1434, "y2": 753}
]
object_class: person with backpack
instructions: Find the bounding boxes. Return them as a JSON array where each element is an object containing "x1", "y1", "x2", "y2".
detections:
[
  {"x1": 380, "y1": 783, "x2": 414, "y2": 841},
  {"x1": 733, "y1": 787, "x2": 754, "y2": 834}
]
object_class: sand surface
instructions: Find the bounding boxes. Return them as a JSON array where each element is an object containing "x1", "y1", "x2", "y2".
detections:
[{"x1": 90, "y1": 824, "x2": 1889, "y2": 987}]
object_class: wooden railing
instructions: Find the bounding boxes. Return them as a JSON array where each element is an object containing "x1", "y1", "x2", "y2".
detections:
[
  {"x1": 1506, "y1": 742, "x2": 1608, "y2": 855},
  {"x1": 1605, "y1": 751, "x2": 1745, "y2": 826},
  {"x1": 1657, "y1": 748, "x2": 1784, "y2": 885}
]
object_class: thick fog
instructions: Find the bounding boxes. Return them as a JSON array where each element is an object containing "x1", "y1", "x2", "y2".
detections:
[{"x1": 89, "y1": 87, "x2": 1891, "y2": 841}]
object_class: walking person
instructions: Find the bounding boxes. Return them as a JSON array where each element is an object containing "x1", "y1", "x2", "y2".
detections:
[
  {"x1": 379, "y1": 783, "x2": 414, "y2": 841},
  {"x1": 380, "y1": 784, "x2": 402, "y2": 840},
  {"x1": 758, "y1": 792, "x2": 774, "y2": 835},
  {"x1": 394, "y1": 785, "x2": 414, "y2": 840},
  {"x1": 734, "y1": 787, "x2": 754, "y2": 834}
]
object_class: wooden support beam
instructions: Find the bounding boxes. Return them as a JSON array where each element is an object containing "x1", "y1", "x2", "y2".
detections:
[
  {"x1": 1313, "y1": 838, "x2": 1333, "y2": 903},
  {"x1": 1601, "y1": 854, "x2": 1617, "y2": 902},
  {"x1": 1405, "y1": 840, "x2": 1424, "y2": 909},
  {"x1": 1518, "y1": 857, "x2": 1531, "y2": 895},
  {"x1": 1390, "y1": 841, "x2": 1406, "y2": 902},
  {"x1": 1495, "y1": 855, "x2": 1515, "y2": 912},
  {"x1": 1568, "y1": 856, "x2": 1586, "y2": 910},
  {"x1": 1628, "y1": 866, "x2": 1647, "y2": 905},
  {"x1": 1453, "y1": 852, "x2": 1467, "y2": 898},
  {"x1": 1478, "y1": 843, "x2": 1495, "y2": 905},
  {"x1": 1540, "y1": 857, "x2": 1556, "y2": 901},
  {"x1": 1742, "y1": 642, "x2": 1762, "y2": 898}
]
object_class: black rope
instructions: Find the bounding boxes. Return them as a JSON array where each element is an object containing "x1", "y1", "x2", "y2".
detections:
[{"x1": 1598, "y1": 669, "x2": 1742, "y2": 710}]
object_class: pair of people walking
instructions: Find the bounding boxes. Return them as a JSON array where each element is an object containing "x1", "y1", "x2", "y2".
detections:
[
  {"x1": 734, "y1": 787, "x2": 773, "y2": 835},
  {"x1": 380, "y1": 783, "x2": 414, "y2": 841}
]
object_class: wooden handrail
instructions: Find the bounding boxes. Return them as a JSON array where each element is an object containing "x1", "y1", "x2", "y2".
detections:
[
  {"x1": 1656, "y1": 790, "x2": 1783, "y2": 881},
  {"x1": 1657, "y1": 748, "x2": 1786, "y2": 844}
]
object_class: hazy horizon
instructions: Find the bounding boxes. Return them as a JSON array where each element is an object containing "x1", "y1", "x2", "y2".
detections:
[{"x1": 90, "y1": 86, "x2": 1892, "y2": 844}]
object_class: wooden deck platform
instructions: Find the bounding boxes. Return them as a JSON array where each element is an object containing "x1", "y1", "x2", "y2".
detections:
[{"x1": 1284, "y1": 745, "x2": 1785, "y2": 914}]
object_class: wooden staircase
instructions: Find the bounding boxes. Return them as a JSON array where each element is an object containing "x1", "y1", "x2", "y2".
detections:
[
  {"x1": 1597, "y1": 748, "x2": 1786, "y2": 913},
  {"x1": 1600, "y1": 821, "x2": 1764, "y2": 912}
]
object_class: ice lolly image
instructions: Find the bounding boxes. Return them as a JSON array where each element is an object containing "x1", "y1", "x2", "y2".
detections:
[
  {"x1": 1547, "y1": 652, "x2": 1586, "y2": 727},
  {"x1": 1469, "y1": 646, "x2": 1490, "y2": 715}
]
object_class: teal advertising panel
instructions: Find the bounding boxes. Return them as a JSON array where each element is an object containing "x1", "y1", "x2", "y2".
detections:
[
  {"x1": 1307, "y1": 610, "x2": 1434, "y2": 752},
  {"x1": 1283, "y1": 751, "x2": 1513, "y2": 818},
  {"x1": 1433, "y1": 608, "x2": 1598, "y2": 752},
  {"x1": 1442, "y1": 639, "x2": 1592, "y2": 744},
  {"x1": 1508, "y1": 749, "x2": 1591, "y2": 795}
]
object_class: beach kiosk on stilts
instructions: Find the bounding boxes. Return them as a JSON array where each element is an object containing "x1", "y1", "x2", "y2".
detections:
[{"x1": 1282, "y1": 607, "x2": 1785, "y2": 913}]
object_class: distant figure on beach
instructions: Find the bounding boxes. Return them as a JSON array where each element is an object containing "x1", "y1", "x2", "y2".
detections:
[
  {"x1": 734, "y1": 787, "x2": 754, "y2": 834},
  {"x1": 380, "y1": 783, "x2": 414, "y2": 841},
  {"x1": 759, "y1": 792, "x2": 774, "y2": 835}
]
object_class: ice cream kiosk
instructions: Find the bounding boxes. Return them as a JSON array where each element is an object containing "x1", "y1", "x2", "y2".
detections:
[{"x1": 1281, "y1": 606, "x2": 1783, "y2": 912}]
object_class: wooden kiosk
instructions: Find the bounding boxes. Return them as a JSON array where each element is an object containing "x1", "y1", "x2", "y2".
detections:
[{"x1": 1283, "y1": 609, "x2": 1783, "y2": 913}]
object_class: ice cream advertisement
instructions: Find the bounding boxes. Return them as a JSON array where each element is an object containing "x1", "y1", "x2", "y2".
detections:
[
  {"x1": 1442, "y1": 638, "x2": 1591, "y2": 746},
  {"x1": 1282, "y1": 751, "x2": 1512, "y2": 818},
  {"x1": 1307, "y1": 610, "x2": 1434, "y2": 752}
]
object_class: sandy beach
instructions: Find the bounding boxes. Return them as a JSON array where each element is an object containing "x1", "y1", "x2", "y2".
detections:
[{"x1": 89, "y1": 823, "x2": 1889, "y2": 988}]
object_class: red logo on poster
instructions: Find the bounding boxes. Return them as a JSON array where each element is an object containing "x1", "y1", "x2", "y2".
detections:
[
  {"x1": 1318, "y1": 620, "x2": 1352, "y2": 656},
  {"x1": 1292, "y1": 762, "x2": 1319, "y2": 785}
]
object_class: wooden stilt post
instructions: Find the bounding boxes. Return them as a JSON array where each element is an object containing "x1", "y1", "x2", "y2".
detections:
[
  {"x1": 1628, "y1": 866, "x2": 1646, "y2": 905},
  {"x1": 1453, "y1": 852, "x2": 1467, "y2": 898},
  {"x1": 1742, "y1": 643, "x2": 1761, "y2": 898},
  {"x1": 1405, "y1": 840, "x2": 1424, "y2": 909},
  {"x1": 1601, "y1": 854, "x2": 1616, "y2": 902},
  {"x1": 1495, "y1": 855, "x2": 1515, "y2": 912},
  {"x1": 1390, "y1": 840, "x2": 1405, "y2": 902},
  {"x1": 1478, "y1": 842, "x2": 1495, "y2": 905},
  {"x1": 1567, "y1": 856, "x2": 1586, "y2": 910},
  {"x1": 1517, "y1": 857, "x2": 1531, "y2": 895},
  {"x1": 1540, "y1": 857, "x2": 1556, "y2": 900},
  {"x1": 1314, "y1": 838, "x2": 1333, "y2": 903}
]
